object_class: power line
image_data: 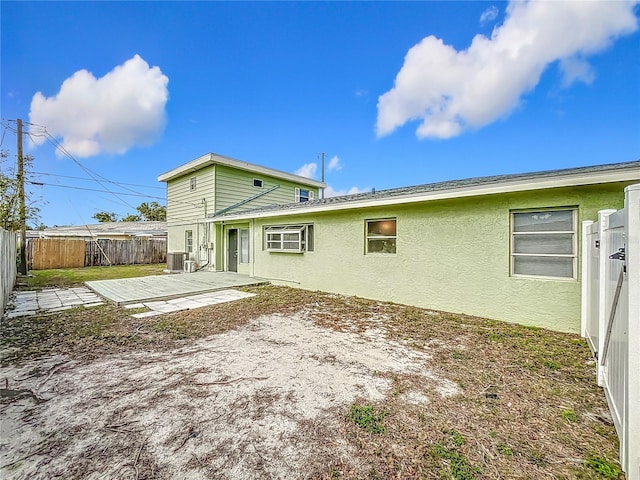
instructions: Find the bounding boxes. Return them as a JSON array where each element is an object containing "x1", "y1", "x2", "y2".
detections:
[
  {"x1": 1, "y1": 120, "x2": 147, "y2": 210},
  {"x1": 30, "y1": 171, "x2": 165, "y2": 190},
  {"x1": 27, "y1": 180, "x2": 168, "y2": 200}
]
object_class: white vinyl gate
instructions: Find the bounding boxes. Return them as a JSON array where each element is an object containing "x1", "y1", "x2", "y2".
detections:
[{"x1": 581, "y1": 184, "x2": 639, "y2": 480}]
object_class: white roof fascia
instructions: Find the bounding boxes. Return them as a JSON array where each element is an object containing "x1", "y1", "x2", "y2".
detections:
[
  {"x1": 207, "y1": 168, "x2": 640, "y2": 223},
  {"x1": 157, "y1": 152, "x2": 326, "y2": 188}
]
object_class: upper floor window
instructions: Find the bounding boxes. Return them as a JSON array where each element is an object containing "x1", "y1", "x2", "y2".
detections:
[
  {"x1": 366, "y1": 218, "x2": 396, "y2": 254},
  {"x1": 253, "y1": 178, "x2": 263, "y2": 188},
  {"x1": 511, "y1": 208, "x2": 576, "y2": 279},
  {"x1": 295, "y1": 188, "x2": 314, "y2": 203},
  {"x1": 190, "y1": 177, "x2": 197, "y2": 191}
]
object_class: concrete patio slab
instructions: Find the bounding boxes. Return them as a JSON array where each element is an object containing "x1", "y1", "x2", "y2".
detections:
[
  {"x1": 85, "y1": 271, "x2": 268, "y2": 306},
  {"x1": 131, "y1": 289, "x2": 257, "y2": 318},
  {"x1": 5, "y1": 287, "x2": 104, "y2": 318}
]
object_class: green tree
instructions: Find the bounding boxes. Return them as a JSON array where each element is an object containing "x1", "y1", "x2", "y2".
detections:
[
  {"x1": 121, "y1": 213, "x2": 141, "y2": 222},
  {"x1": 136, "y1": 201, "x2": 166, "y2": 221},
  {"x1": 92, "y1": 201, "x2": 166, "y2": 223},
  {"x1": 0, "y1": 150, "x2": 41, "y2": 231},
  {"x1": 92, "y1": 211, "x2": 119, "y2": 223}
]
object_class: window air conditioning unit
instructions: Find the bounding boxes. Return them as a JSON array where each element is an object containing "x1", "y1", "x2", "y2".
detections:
[{"x1": 166, "y1": 252, "x2": 186, "y2": 272}]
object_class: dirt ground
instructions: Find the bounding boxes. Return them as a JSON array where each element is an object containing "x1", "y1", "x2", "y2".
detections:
[{"x1": 0, "y1": 286, "x2": 623, "y2": 479}]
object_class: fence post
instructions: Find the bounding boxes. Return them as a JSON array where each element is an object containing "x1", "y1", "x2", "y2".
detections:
[
  {"x1": 624, "y1": 184, "x2": 640, "y2": 479},
  {"x1": 0, "y1": 228, "x2": 18, "y2": 317},
  {"x1": 596, "y1": 209, "x2": 617, "y2": 386},
  {"x1": 581, "y1": 220, "x2": 594, "y2": 338}
]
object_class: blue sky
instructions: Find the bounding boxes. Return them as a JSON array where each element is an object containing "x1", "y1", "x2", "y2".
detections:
[{"x1": 1, "y1": 1, "x2": 639, "y2": 227}]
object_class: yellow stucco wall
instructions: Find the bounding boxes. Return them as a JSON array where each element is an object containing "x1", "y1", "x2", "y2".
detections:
[{"x1": 247, "y1": 183, "x2": 630, "y2": 333}]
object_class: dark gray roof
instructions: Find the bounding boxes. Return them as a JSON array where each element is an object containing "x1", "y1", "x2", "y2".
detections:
[{"x1": 214, "y1": 160, "x2": 640, "y2": 219}]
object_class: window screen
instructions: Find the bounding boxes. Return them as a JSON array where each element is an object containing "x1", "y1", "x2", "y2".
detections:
[{"x1": 511, "y1": 209, "x2": 576, "y2": 278}]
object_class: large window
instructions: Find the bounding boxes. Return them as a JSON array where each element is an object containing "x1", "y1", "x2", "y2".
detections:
[
  {"x1": 366, "y1": 218, "x2": 396, "y2": 254},
  {"x1": 265, "y1": 225, "x2": 314, "y2": 253},
  {"x1": 295, "y1": 188, "x2": 314, "y2": 203},
  {"x1": 511, "y1": 209, "x2": 576, "y2": 279},
  {"x1": 185, "y1": 230, "x2": 193, "y2": 253}
]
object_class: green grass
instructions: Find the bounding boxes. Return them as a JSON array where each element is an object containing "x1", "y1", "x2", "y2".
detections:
[
  {"x1": 496, "y1": 443, "x2": 513, "y2": 456},
  {"x1": 431, "y1": 432, "x2": 481, "y2": 480},
  {"x1": 584, "y1": 454, "x2": 622, "y2": 478},
  {"x1": 349, "y1": 404, "x2": 387, "y2": 434},
  {"x1": 562, "y1": 408, "x2": 578, "y2": 422},
  {"x1": 21, "y1": 264, "x2": 165, "y2": 289}
]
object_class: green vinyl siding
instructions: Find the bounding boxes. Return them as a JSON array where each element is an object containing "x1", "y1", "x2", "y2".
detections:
[
  {"x1": 247, "y1": 182, "x2": 630, "y2": 333},
  {"x1": 166, "y1": 165, "x2": 214, "y2": 227},
  {"x1": 214, "y1": 165, "x2": 318, "y2": 214}
]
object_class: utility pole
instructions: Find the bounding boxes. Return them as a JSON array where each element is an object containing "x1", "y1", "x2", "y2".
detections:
[
  {"x1": 320, "y1": 152, "x2": 325, "y2": 199},
  {"x1": 17, "y1": 118, "x2": 27, "y2": 275}
]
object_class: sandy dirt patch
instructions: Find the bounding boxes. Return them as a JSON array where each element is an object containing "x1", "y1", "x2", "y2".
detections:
[{"x1": 1, "y1": 312, "x2": 456, "y2": 479}]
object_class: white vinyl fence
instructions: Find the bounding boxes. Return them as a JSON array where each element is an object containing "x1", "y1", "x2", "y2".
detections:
[
  {"x1": 0, "y1": 227, "x2": 18, "y2": 317},
  {"x1": 581, "y1": 184, "x2": 639, "y2": 480}
]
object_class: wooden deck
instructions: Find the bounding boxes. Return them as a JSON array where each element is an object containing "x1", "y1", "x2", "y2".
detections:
[{"x1": 86, "y1": 271, "x2": 268, "y2": 305}]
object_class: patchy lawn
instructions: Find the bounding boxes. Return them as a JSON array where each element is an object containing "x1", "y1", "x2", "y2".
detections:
[
  {"x1": 19, "y1": 264, "x2": 166, "y2": 290},
  {"x1": 0, "y1": 285, "x2": 622, "y2": 479}
]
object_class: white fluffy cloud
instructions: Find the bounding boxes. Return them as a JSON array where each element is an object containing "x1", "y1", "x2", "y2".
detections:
[
  {"x1": 325, "y1": 185, "x2": 368, "y2": 197},
  {"x1": 376, "y1": 1, "x2": 639, "y2": 139},
  {"x1": 327, "y1": 155, "x2": 342, "y2": 172},
  {"x1": 295, "y1": 162, "x2": 318, "y2": 179},
  {"x1": 29, "y1": 54, "x2": 169, "y2": 157},
  {"x1": 480, "y1": 6, "x2": 499, "y2": 24}
]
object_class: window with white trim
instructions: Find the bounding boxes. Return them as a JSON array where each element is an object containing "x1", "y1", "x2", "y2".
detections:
[
  {"x1": 366, "y1": 218, "x2": 396, "y2": 254},
  {"x1": 295, "y1": 188, "x2": 314, "y2": 203},
  {"x1": 264, "y1": 224, "x2": 314, "y2": 253},
  {"x1": 511, "y1": 208, "x2": 576, "y2": 278},
  {"x1": 185, "y1": 230, "x2": 193, "y2": 253},
  {"x1": 240, "y1": 229, "x2": 250, "y2": 263},
  {"x1": 190, "y1": 177, "x2": 197, "y2": 191}
]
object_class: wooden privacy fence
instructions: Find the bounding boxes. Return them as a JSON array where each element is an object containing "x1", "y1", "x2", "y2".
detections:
[
  {"x1": 581, "y1": 184, "x2": 639, "y2": 480},
  {"x1": 1, "y1": 227, "x2": 18, "y2": 317},
  {"x1": 85, "y1": 238, "x2": 167, "y2": 267},
  {"x1": 27, "y1": 238, "x2": 167, "y2": 269},
  {"x1": 29, "y1": 238, "x2": 85, "y2": 270}
]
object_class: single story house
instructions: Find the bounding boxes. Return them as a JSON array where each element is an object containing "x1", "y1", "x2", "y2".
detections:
[
  {"x1": 202, "y1": 160, "x2": 640, "y2": 333},
  {"x1": 26, "y1": 221, "x2": 168, "y2": 240}
]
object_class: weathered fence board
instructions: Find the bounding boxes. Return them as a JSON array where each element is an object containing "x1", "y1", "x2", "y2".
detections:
[
  {"x1": 85, "y1": 238, "x2": 166, "y2": 266},
  {"x1": 27, "y1": 238, "x2": 167, "y2": 269},
  {"x1": 1, "y1": 227, "x2": 18, "y2": 316}
]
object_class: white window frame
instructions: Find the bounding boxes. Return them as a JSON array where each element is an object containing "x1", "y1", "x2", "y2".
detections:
[
  {"x1": 264, "y1": 224, "x2": 313, "y2": 253},
  {"x1": 239, "y1": 228, "x2": 250, "y2": 263},
  {"x1": 295, "y1": 188, "x2": 314, "y2": 203},
  {"x1": 190, "y1": 177, "x2": 197, "y2": 191},
  {"x1": 365, "y1": 218, "x2": 397, "y2": 255},
  {"x1": 510, "y1": 208, "x2": 577, "y2": 280},
  {"x1": 253, "y1": 178, "x2": 263, "y2": 188},
  {"x1": 185, "y1": 230, "x2": 193, "y2": 253}
]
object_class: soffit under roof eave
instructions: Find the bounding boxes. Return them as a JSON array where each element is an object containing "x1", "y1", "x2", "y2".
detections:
[{"x1": 207, "y1": 169, "x2": 640, "y2": 223}]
